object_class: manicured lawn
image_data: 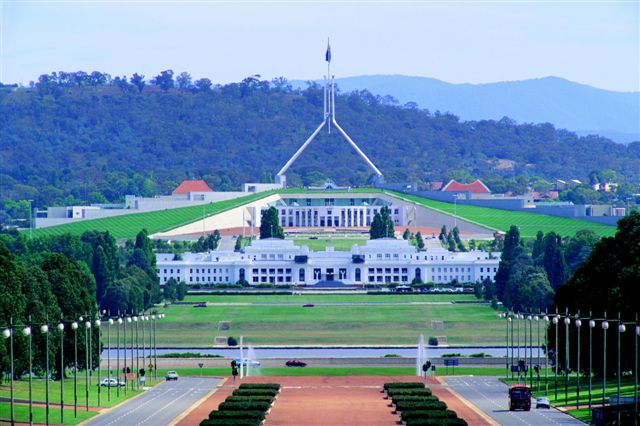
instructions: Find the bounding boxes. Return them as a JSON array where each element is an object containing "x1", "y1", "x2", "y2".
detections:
[
  {"x1": 155, "y1": 297, "x2": 502, "y2": 346},
  {"x1": 0, "y1": 402, "x2": 96, "y2": 425},
  {"x1": 29, "y1": 191, "x2": 274, "y2": 240},
  {"x1": 386, "y1": 191, "x2": 617, "y2": 238},
  {"x1": 292, "y1": 238, "x2": 367, "y2": 251}
]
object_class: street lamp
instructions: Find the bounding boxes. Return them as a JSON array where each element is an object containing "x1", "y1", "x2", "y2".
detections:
[
  {"x1": 617, "y1": 314, "x2": 625, "y2": 424},
  {"x1": 95, "y1": 319, "x2": 101, "y2": 406},
  {"x1": 509, "y1": 314, "x2": 514, "y2": 380},
  {"x1": 543, "y1": 315, "x2": 549, "y2": 394},
  {"x1": 528, "y1": 315, "x2": 533, "y2": 388},
  {"x1": 534, "y1": 315, "x2": 540, "y2": 391},
  {"x1": 575, "y1": 316, "x2": 582, "y2": 410},
  {"x1": 588, "y1": 316, "x2": 595, "y2": 412},
  {"x1": 108, "y1": 318, "x2": 113, "y2": 401},
  {"x1": 41, "y1": 323, "x2": 50, "y2": 426},
  {"x1": 602, "y1": 317, "x2": 609, "y2": 408},
  {"x1": 117, "y1": 317, "x2": 123, "y2": 397},
  {"x1": 552, "y1": 313, "x2": 559, "y2": 399},
  {"x1": 57, "y1": 322, "x2": 65, "y2": 424},
  {"x1": 85, "y1": 320, "x2": 91, "y2": 411},
  {"x1": 3, "y1": 326, "x2": 14, "y2": 426},
  {"x1": 133, "y1": 316, "x2": 139, "y2": 389},
  {"x1": 23, "y1": 325, "x2": 33, "y2": 426},
  {"x1": 564, "y1": 314, "x2": 570, "y2": 405},
  {"x1": 71, "y1": 321, "x2": 78, "y2": 417}
]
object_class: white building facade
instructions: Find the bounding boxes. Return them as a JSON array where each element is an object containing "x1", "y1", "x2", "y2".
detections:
[{"x1": 157, "y1": 239, "x2": 499, "y2": 286}]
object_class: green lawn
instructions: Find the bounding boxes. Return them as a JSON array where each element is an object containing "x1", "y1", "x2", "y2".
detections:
[
  {"x1": 155, "y1": 295, "x2": 502, "y2": 346},
  {"x1": 292, "y1": 238, "x2": 367, "y2": 251},
  {"x1": 386, "y1": 191, "x2": 617, "y2": 238},
  {"x1": 0, "y1": 402, "x2": 96, "y2": 425},
  {"x1": 184, "y1": 294, "x2": 478, "y2": 303},
  {"x1": 29, "y1": 191, "x2": 274, "y2": 240}
]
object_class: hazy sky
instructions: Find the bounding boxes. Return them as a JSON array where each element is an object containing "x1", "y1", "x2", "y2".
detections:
[{"x1": 1, "y1": 0, "x2": 638, "y2": 92}]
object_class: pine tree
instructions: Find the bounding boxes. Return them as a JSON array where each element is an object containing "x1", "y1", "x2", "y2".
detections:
[
  {"x1": 259, "y1": 207, "x2": 284, "y2": 239},
  {"x1": 415, "y1": 232, "x2": 425, "y2": 250}
]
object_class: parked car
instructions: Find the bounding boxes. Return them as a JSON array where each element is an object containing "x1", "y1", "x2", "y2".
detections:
[
  {"x1": 286, "y1": 359, "x2": 307, "y2": 367},
  {"x1": 98, "y1": 378, "x2": 125, "y2": 387},
  {"x1": 165, "y1": 370, "x2": 179, "y2": 381},
  {"x1": 535, "y1": 397, "x2": 551, "y2": 409},
  {"x1": 234, "y1": 358, "x2": 261, "y2": 367},
  {"x1": 302, "y1": 303, "x2": 315, "y2": 308}
]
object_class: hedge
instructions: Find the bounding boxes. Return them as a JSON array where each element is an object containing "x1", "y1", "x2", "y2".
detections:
[
  {"x1": 218, "y1": 401, "x2": 272, "y2": 412},
  {"x1": 232, "y1": 388, "x2": 279, "y2": 397},
  {"x1": 208, "y1": 410, "x2": 265, "y2": 421},
  {"x1": 399, "y1": 409, "x2": 457, "y2": 420},
  {"x1": 224, "y1": 395, "x2": 275, "y2": 403},
  {"x1": 238, "y1": 383, "x2": 280, "y2": 391},
  {"x1": 200, "y1": 419, "x2": 261, "y2": 426},
  {"x1": 405, "y1": 418, "x2": 468, "y2": 426},
  {"x1": 387, "y1": 388, "x2": 433, "y2": 397},
  {"x1": 395, "y1": 401, "x2": 447, "y2": 412},
  {"x1": 391, "y1": 395, "x2": 439, "y2": 404},
  {"x1": 383, "y1": 382, "x2": 426, "y2": 391}
]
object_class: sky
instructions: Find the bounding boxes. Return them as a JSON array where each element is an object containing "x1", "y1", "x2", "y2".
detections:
[{"x1": 1, "y1": 0, "x2": 639, "y2": 92}]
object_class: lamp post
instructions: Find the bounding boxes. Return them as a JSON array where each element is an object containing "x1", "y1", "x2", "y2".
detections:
[
  {"x1": 134, "y1": 316, "x2": 139, "y2": 389},
  {"x1": 510, "y1": 313, "x2": 514, "y2": 380},
  {"x1": 108, "y1": 317, "x2": 113, "y2": 401},
  {"x1": 602, "y1": 315, "x2": 609, "y2": 408},
  {"x1": 517, "y1": 313, "x2": 521, "y2": 382},
  {"x1": 543, "y1": 314, "x2": 549, "y2": 394},
  {"x1": 503, "y1": 313, "x2": 509, "y2": 379},
  {"x1": 523, "y1": 313, "x2": 527, "y2": 383},
  {"x1": 117, "y1": 317, "x2": 122, "y2": 397},
  {"x1": 528, "y1": 315, "x2": 533, "y2": 388},
  {"x1": 71, "y1": 321, "x2": 78, "y2": 417},
  {"x1": 575, "y1": 315, "x2": 582, "y2": 410},
  {"x1": 57, "y1": 322, "x2": 65, "y2": 424},
  {"x1": 535, "y1": 315, "x2": 540, "y2": 391},
  {"x1": 141, "y1": 315, "x2": 145, "y2": 386},
  {"x1": 617, "y1": 313, "x2": 624, "y2": 425},
  {"x1": 127, "y1": 316, "x2": 132, "y2": 390},
  {"x1": 564, "y1": 313, "x2": 570, "y2": 405},
  {"x1": 23, "y1": 325, "x2": 33, "y2": 426},
  {"x1": 553, "y1": 312, "x2": 559, "y2": 400},
  {"x1": 41, "y1": 323, "x2": 50, "y2": 426},
  {"x1": 95, "y1": 319, "x2": 101, "y2": 406},
  {"x1": 634, "y1": 318, "x2": 638, "y2": 422},
  {"x1": 85, "y1": 320, "x2": 91, "y2": 411},
  {"x1": 3, "y1": 325, "x2": 14, "y2": 426},
  {"x1": 152, "y1": 315, "x2": 157, "y2": 380},
  {"x1": 588, "y1": 315, "x2": 595, "y2": 412}
]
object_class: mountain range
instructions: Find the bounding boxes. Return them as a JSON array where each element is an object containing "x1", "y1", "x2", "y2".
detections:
[{"x1": 292, "y1": 75, "x2": 639, "y2": 144}]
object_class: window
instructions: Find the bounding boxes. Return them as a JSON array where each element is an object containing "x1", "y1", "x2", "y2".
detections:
[
  {"x1": 299, "y1": 269, "x2": 305, "y2": 282},
  {"x1": 480, "y1": 267, "x2": 484, "y2": 272},
  {"x1": 355, "y1": 268, "x2": 361, "y2": 282},
  {"x1": 239, "y1": 268, "x2": 245, "y2": 281},
  {"x1": 163, "y1": 269, "x2": 167, "y2": 274}
]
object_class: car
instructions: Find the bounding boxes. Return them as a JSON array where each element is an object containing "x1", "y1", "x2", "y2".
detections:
[
  {"x1": 535, "y1": 397, "x2": 551, "y2": 409},
  {"x1": 165, "y1": 370, "x2": 179, "y2": 381},
  {"x1": 98, "y1": 378, "x2": 125, "y2": 387},
  {"x1": 286, "y1": 359, "x2": 307, "y2": 367},
  {"x1": 234, "y1": 358, "x2": 261, "y2": 367},
  {"x1": 302, "y1": 303, "x2": 315, "y2": 308}
]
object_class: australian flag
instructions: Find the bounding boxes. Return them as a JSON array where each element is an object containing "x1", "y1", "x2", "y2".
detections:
[{"x1": 325, "y1": 41, "x2": 331, "y2": 63}]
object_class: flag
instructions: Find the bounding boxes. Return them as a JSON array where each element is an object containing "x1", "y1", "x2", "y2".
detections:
[{"x1": 325, "y1": 41, "x2": 331, "y2": 63}]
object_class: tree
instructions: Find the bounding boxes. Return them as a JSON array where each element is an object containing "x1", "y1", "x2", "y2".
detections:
[
  {"x1": 402, "y1": 229, "x2": 410, "y2": 240},
  {"x1": 564, "y1": 229, "x2": 599, "y2": 272},
  {"x1": 130, "y1": 73, "x2": 145, "y2": 93},
  {"x1": 176, "y1": 72, "x2": 193, "y2": 91},
  {"x1": 452, "y1": 226, "x2": 466, "y2": 252},
  {"x1": 234, "y1": 236, "x2": 243, "y2": 252},
  {"x1": 152, "y1": 70, "x2": 174, "y2": 92},
  {"x1": 259, "y1": 207, "x2": 284, "y2": 239},
  {"x1": 532, "y1": 231, "x2": 544, "y2": 264},
  {"x1": 163, "y1": 278, "x2": 178, "y2": 302},
  {"x1": 176, "y1": 281, "x2": 188, "y2": 301},
  {"x1": 446, "y1": 232, "x2": 456, "y2": 251},
  {"x1": 438, "y1": 225, "x2": 447, "y2": 241},
  {"x1": 369, "y1": 206, "x2": 394, "y2": 239},
  {"x1": 415, "y1": 232, "x2": 425, "y2": 250},
  {"x1": 542, "y1": 232, "x2": 568, "y2": 289},
  {"x1": 194, "y1": 78, "x2": 212, "y2": 92}
]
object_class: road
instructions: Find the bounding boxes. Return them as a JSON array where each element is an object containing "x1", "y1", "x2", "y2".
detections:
[
  {"x1": 85, "y1": 377, "x2": 220, "y2": 426},
  {"x1": 444, "y1": 376, "x2": 585, "y2": 425}
]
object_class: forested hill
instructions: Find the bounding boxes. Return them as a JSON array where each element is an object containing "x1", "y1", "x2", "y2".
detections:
[{"x1": 1, "y1": 74, "x2": 639, "y2": 208}]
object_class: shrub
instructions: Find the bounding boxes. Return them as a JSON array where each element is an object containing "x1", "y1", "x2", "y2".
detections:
[
  {"x1": 428, "y1": 337, "x2": 438, "y2": 346},
  {"x1": 200, "y1": 419, "x2": 261, "y2": 426},
  {"x1": 232, "y1": 388, "x2": 279, "y2": 397},
  {"x1": 405, "y1": 418, "x2": 468, "y2": 426},
  {"x1": 238, "y1": 383, "x2": 280, "y2": 390},
  {"x1": 224, "y1": 395, "x2": 275, "y2": 403},
  {"x1": 386, "y1": 388, "x2": 433, "y2": 397},
  {"x1": 392, "y1": 395, "x2": 439, "y2": 404},
  {"x1": 208, "y1": 410, "x2": 265, "y2": 421},
  {"x1": 227, "y1": 336, "x2": 238, "y2": 346},
  {"x1": 395, "y1": 401, "x2": 447, "y2": 412},
  {"x1": 383, "y1": 382, "x2": 425, "y2": 391},
  {"x1": 400, "y1": 410, "x2": 458, "y2": 420},
  {"x1": 218, "y1": 401, "x2": 271, "y2": 412},
  {"x1": 469, "y1": 352, "x2": 490, "y2": 358},
  {"x1": 384, "y1": 353, "x2": 401, "y2": 357},
  {"x1": 441, "y1": 353, "x2": 461, "y2": 358}
]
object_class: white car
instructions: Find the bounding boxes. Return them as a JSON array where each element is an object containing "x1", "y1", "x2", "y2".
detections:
[
  {"x1": 165, "y1": 370, "x2": 179, "y2": 381},
  {"x1": 98, "y1": 378, "x2": 125, "y2": 387},
  {"x1": 535, "y1": 397, "x2": 551, "y2": 409}
]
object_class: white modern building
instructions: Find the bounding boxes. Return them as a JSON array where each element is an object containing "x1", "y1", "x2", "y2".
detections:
[{"x1": 156, "y1": 239, "x2": 499, "y2": 287}]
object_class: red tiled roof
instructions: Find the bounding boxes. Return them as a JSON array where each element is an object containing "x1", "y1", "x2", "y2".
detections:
[
  {"x1": 172, "y1": 180, "x2": 213, "y2": 195},
  {"x1": 441, "y1": 179, "x2": 491, "y2": 193}
]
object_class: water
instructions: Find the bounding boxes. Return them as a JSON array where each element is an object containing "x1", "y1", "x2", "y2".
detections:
[
  {"x1": 101, "y1": 346, "x2": 525, "y2": 359},
  {"x1": 416, "y1": 335, "x2": 426, "y2": 376},
  {"x1": 246, "y1": 345, "x2": 258, "y2": 377}
]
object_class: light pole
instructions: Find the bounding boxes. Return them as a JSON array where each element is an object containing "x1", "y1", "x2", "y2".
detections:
[
  {"x1": 134, "y1": 315, "x2": 139, "y2": 388},
  {"x1": 3, "y1": 325, "x2": 14, "y2": 426},
  {"x1": 152, "y1": 315, "x2": 157, "y2": 380},
  {"x1": 602, "y1": 315, "x2": 609, "y2": 408},
  {"x1": 588, "y1": 315, "x2": 595, "y2": 412},
  {"x1": 57, "y1": 322, "x2": 65, "y2": 424},
  {"x1": 141, "y1": 315, "x2": 145, "y2": 386},
  {"x1": 510, "y1": 313, "x2": 514, "y2": 380},
  {"x1": 108, "y1": 317, "x2": 113, "y2": 401},
  {"x1": 504, "y1": 313, "x2": 509, "y2": 379},
  {"x1": 23, "y1": 325, "x2": 33, "y2": 426},
  {"x1": 71, "y1": 321, "x2": 78, "y2": 417},
  {"x1": 564, "y1": 312, "x2": 570, "y2": 405},
  {"x1": 127, "y1": 316, "x2": 132, "y2": 390},
  {"x1": 553, "y1": 312, "x2": 559, "y2": 400},
  {"x1": 517, "y1": 313, "x2": 521, "y2": 382},
  {"x1": 635, "y1": 318, "x2": 638, "y2": 421},
  {"x1": 528, "y1": 315, "x2": 533, "y2": 388},
  {"x1": 85, "y1": 320, "x2": 91, "y2": 411},
  {"x1": 575, "y1": 315, "x2": 582, "y2": 410},
  {"x1": 535, "y1": 315, "x2": 540, "y2": 391},
  {"x1": 543, "y1": 314, "x2": 549, "y2": 395},
  {"x1": 28, "y1": 199, "x2": 33, "y2": 239},
  {"x1": 117, "y1": 317, "x2": 123, "y2": 397},
  {"x1": 95, "y1": 319, "x2": 101, "y2": 406},
  {"x1": 617, "y1": 313, "x2": 624, "y2": 425},
  {"x1": 41, "y1": 323, "x2": 50, "y2": 426}
]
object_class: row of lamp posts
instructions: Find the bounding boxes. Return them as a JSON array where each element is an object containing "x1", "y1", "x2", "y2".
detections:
[
  {"x1": 2, "y1": 312, "x2": 165, "y2": 426},
  {"x1": 499, "y1": 310, "x2": 638, "y2": 423}
]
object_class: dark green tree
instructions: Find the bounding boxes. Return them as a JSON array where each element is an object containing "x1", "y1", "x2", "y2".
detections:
[
  {"x1": 259, "y1": 207, "x2": 284, "y2": 239},
  {"x1": 152, "y1": 70, "x2": 174, "y2": 92},
  {"x1": 163, "y1": 278, "x2": 178, "y2": 302},
  {"x1": 415, "y1": 231, "x2": 425, "y2": 250},
  {"x1": 130, "y1": 73, "x2": 145, "y2": 93},
  {"x1": 542, "y1": 232, "x2": 569, "y2": 289},
  {"x1": 402, "y1": 229, "x2": 410, "y2": 240}
]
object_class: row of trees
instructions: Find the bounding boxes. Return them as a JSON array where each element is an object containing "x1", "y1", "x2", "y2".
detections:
[{"x1": 438, "y1": 225, "x2": 466, "y2": 252}]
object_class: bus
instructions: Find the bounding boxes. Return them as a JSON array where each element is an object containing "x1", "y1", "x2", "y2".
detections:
[{"x1": 508, "y1": 384, "x2": 531, "y2": 411}]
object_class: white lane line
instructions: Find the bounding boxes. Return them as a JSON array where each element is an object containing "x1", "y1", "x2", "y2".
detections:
[
  {"x1": 98, "y1": 387, "x2": 176, "y2": 426},
  {"x1": 135, "y1": 379, "x2": 213, "y2": 426}
]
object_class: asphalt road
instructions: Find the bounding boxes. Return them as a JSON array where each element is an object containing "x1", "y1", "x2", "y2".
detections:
[
  {"x1": 85, "y1": 377, "x2": 220, "y2": 426},
  {"x1": 444, "y1": 376, "x2": 585, "y2": 425}
]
